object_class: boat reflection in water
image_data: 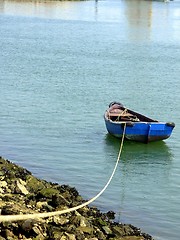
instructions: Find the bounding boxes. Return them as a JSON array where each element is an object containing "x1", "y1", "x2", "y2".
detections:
[{"x1": 104, "y1": 133, "x2": 173, "y2": 162}]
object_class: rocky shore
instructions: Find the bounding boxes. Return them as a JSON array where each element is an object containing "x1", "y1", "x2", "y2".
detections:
[{"x1": 0, "y1": 156, "x2": 153, "y2": 240}]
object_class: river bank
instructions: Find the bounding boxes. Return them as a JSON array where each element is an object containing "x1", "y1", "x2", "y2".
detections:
[{"x1": 0, "y1": 156, "x2": 153, "y2": 240}]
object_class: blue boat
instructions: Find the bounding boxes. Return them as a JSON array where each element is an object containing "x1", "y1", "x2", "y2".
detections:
[{"x1": 104, "y1": 102, "x2": 175, "y2": 143}]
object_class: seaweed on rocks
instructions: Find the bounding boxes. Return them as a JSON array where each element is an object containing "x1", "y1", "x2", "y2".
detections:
[{"x1": 0, "y1": 156, "x2": 154, "y2": 240}]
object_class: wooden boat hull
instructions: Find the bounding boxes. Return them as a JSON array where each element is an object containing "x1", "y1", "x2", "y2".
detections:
[
  {"x1": 104, "y1": 118, "x2": 174, "y2": 143},
  {"x1": 104, "y1": 103, "x2": 175, "y2": 143}
]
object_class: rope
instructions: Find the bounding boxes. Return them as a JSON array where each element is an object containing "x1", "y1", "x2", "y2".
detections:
[
  {"x1": 0, "y1": 124, "x2": 126, "y2": 222},
  {"x1": 116, "y1": 108, "x2": 128, "y2": 121}
]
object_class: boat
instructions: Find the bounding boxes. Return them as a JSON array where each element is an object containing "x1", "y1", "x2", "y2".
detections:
[{"x1": 104, "y1": 102, "x2": 175, "y2": 143}]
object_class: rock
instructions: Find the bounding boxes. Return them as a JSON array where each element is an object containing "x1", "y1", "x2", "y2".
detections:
[
  {"x1": 53, "y1": 216, "x2": 69, "y2": 226},
  {"x1": 0, "y1": 188, "x2": 4, "y2": 194},
  {"x1": 112, "y1": 225, "x2": 126, "y2": 236},
  {"x1": 50, "y1": 194, "x2": 70, "y2": 207},
  {"x1": 1, "y1": 203, "x2": 22, "y2": 215},
  {"x1": 18, "y1": 178, "x2": 27, "y2": 186},
  {"x1": 32, "y1": 225, "x2": 46, "y2": 239},
  {"x1": 37, "y1": 188, "x2": 59, "y2": 199},
  {"x1": 36, "y1": 201, "x2": 46, "y2": 208},
  {"x1": 48, "y1": 226, "x2": 63, "y2": 239},
  {"x1": 94, "y1": 228, "x2": 106, "y2": 239},
  {"x1": 26, "y1": 175, "x2": 45, "y2": 192},
  {"x1": 0, "y1": 157, "x2": 154, "y2": 240},
  {"x1": 60, "y1": 236, "x2": 67, "y2": 240},
  {"x1": 0, "y1": 181, "x2": 7, "y2": 188},
  {"x1": 65, "y1": 233, "x2": 76, "y2": 240},
  {"x1": 21, "y1": 219, "x2": 34, "y2": 231},
  {"x1": 0, "y1": 170, "x2": 5, "y2": 176},
  {"x1": 77, "y1": 226, "x2": 94, "y2": 234},
  {"x1": 3, "y1": 229, "x2": 15, "y2": 239},
  {"x1": 106, "y1": 210, "x2": 115, "y2": 220},
  {"x1": 102, "y1": 225, "x2": 112, "y2": 235},
  {"x1": 96, "y1": 217, "x2": 108, "y2": 226},
  {"x1": 16, "y1": 180, "x2": 29, "y2": 195}
]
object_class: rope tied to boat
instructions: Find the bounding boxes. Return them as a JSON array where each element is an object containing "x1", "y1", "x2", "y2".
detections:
[
  {"x1": 0, "y1": 124, "x2": 126, "y2": 222},
  {"x1": 116, "y1": 108, "x2": 128, "y2": 121}
]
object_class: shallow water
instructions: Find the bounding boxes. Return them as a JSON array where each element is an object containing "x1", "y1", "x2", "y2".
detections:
[{"x1": 0, "y1": 0, "x2": 180, "y2": 239}]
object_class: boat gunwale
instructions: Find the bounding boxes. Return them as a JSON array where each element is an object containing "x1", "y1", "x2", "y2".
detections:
[{"x1": 104, "y1": 110, "x2": 175, "y2": 127}]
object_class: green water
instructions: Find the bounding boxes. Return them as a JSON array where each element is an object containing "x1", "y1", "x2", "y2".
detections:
[{"x1": 0, "y1": 0, "x2": 180, "y2": 239}]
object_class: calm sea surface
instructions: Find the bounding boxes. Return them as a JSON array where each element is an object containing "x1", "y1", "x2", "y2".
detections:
[{"x1": 0, "y1": 0, "x2": 180, "y2": 239}]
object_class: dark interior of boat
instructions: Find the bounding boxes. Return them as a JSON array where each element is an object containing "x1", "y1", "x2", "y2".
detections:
[
  {"x1": 107, "y1": 103, "x2": 158, "y2": 123},
  {"x1": 126, "y1": 108, "x2": 158, "y2": 122}
]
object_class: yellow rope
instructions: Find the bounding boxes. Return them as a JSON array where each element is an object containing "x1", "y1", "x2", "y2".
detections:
[
  {"x1": 116, "y1": 108, "x2": 128, "y2": 121},
  {"x1": 0, "y1": 124, "x2": 126, "y2": 222}
]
